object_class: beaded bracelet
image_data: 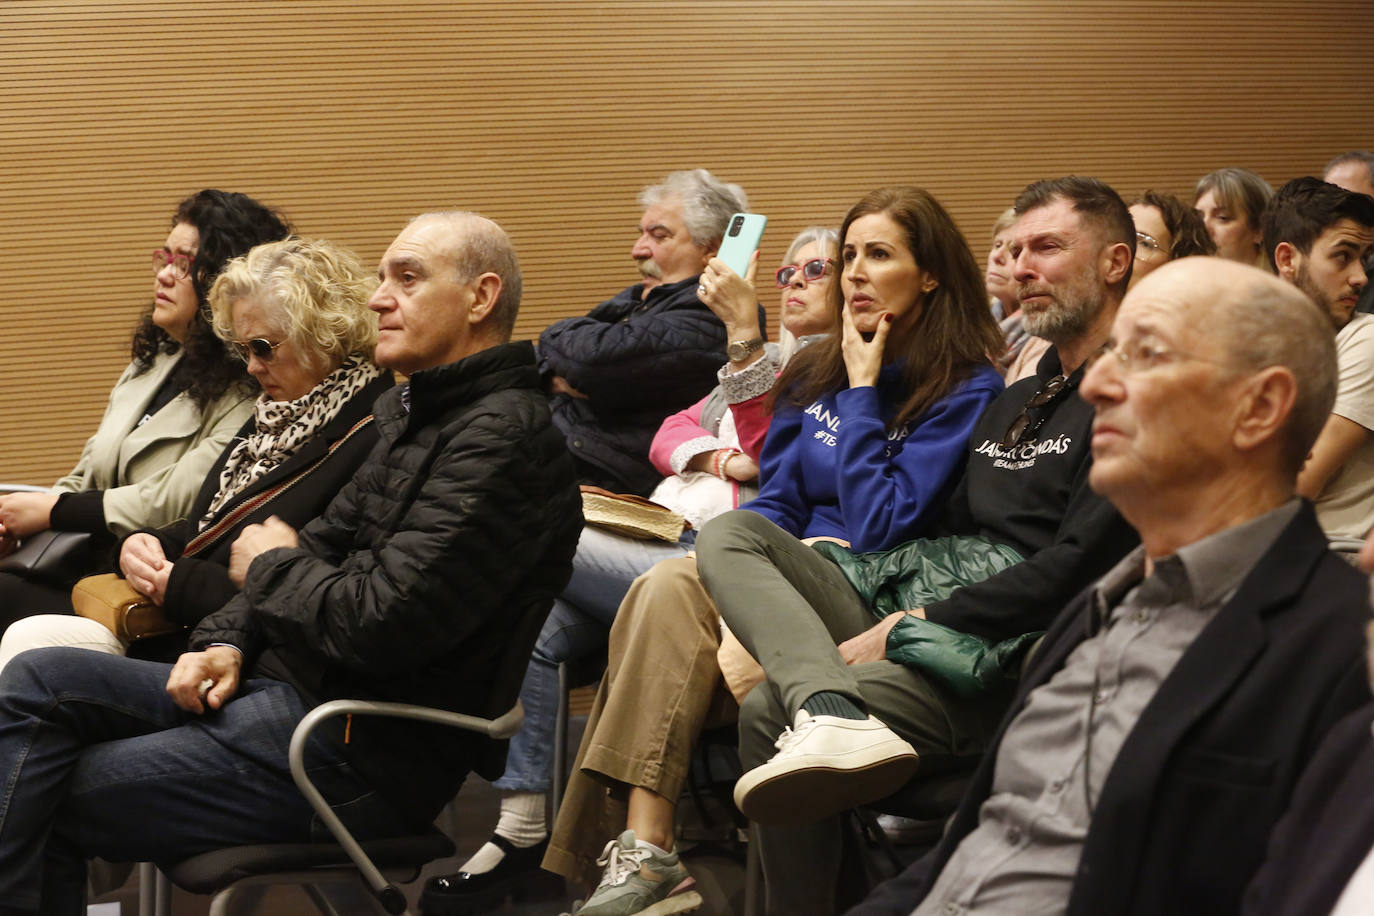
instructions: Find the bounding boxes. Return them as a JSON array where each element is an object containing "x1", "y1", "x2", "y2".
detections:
[{"x1": 712, "y1": 447, "x2": 743, "y2": 481}]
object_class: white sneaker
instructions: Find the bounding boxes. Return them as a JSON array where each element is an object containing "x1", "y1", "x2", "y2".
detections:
[{"x1": 733, "y1": 711, "x2": 918, "y2": 825}]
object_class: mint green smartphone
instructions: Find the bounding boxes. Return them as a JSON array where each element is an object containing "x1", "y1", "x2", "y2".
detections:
[{"x1": 716, "y1": 212, "x2": 768, "y2": 277}]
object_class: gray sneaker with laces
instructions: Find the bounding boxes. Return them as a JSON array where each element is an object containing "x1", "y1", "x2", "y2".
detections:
[{"x1": 568, "y1": 829, "x2": 702, "y2": 916}]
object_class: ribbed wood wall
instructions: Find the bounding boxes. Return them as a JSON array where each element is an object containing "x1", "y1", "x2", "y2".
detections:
[{"x1": 1, "y1": 1, "x2": 1371, "y2": 482}]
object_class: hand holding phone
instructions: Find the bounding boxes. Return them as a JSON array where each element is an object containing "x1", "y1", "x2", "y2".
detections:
[
  {"x1": 716, "y1": 213, "x2": 767, "y2": 276},
  {"x1": 698, "y1": 213, "x2": 767, "y2": 339}
]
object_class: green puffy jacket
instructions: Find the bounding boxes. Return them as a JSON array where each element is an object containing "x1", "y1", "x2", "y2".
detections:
[{"x1": 812, "y1": 536, "x2": 1042, "y2": 697}]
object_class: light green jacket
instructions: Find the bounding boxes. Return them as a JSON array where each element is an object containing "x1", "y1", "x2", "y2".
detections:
[{"x1": 50, "y1": 351, "x2": 255, "y2": 536}]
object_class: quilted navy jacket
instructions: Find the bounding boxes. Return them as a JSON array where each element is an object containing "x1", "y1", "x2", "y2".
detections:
[
  {"x1": 538, "y1": 274, "x2": 746, "y2": 495},
  {"x1": 191, "y1": 341, "x2": 582, "y2": 826}
]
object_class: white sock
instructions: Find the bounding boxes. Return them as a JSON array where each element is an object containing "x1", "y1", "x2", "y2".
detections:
[
  {"x1": 497, "y1": 791, "x2": 548, "y2": 846},
  {"x1": 459, "y1": 792, "x2": 548, "y2": 875}
]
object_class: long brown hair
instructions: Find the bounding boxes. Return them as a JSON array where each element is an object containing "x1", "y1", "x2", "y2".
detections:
[{"x1": 773, "y1": 186, "x2": 1002, "y2": 430}]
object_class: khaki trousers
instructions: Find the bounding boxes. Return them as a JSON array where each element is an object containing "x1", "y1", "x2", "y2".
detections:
[{"x1": 543, "y1": 556, "x2": 736, "y2": 888}]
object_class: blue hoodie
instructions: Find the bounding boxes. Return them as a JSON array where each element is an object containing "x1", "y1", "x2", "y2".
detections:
[{"x1": 742, "y1": 362, "x2": 1003, "y2": 553}]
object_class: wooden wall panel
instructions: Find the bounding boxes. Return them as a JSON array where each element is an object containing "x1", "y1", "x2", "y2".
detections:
[{"x1": 1, "y1": 0, "x2": 1371, "y2": 481}]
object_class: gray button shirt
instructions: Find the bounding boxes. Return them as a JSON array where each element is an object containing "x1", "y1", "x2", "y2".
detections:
[{"x1": 913, "y1": 500, "x2": 1301, "y2": 916}]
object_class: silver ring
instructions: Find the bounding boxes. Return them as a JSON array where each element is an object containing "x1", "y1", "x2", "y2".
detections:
[{"x1": 697, "y1": 284, "x2": 707, "y2": 296}]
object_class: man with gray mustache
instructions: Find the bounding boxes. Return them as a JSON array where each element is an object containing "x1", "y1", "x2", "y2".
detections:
[{"x1": 537, "y1": 168, "x2": 751, "y2": 495}]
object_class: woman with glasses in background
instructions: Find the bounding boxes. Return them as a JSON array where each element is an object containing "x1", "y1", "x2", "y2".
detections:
[
  {"x1": 0, "y1": 237, "x2": 390, "y2": 663},
  {"x1": 0, "y1": 190, "x2": 290, "y2": 618},
  {"x1": 1194, "y1": 167, "x2": 1273, "y2": 268},
  {"x1": 1129, "y1": 189, "x2": 1216, "y2": 288},
  {"x1": 422, "y1": 226, "x2": 839, "y2": 916}
]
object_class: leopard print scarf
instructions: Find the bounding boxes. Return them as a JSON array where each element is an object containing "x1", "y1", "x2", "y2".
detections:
[{"x1": 199, "y1": 356, "x2": 383, "y2": 529}]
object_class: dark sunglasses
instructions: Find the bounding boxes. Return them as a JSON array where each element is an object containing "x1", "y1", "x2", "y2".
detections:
[
  {"x1": 775, "y1": 257, "x2": 834, "y2": 288},
  {"x1": 1000, "y1": 374, "x2": 1069, "y2": 449},
  {"x1": 229, "y1": 338, "x2": 284, "y2": 362}
]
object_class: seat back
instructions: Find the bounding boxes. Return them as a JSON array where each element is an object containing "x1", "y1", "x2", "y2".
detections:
[{"x1": 472, "y1": 595, "x2": 557, "y2": 781}]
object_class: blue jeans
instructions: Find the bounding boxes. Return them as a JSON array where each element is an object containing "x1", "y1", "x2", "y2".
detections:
[
  {"x1": 493, "y1": 525, "x2": 692, "y2": 794},
  {"x1": 0, "y1": 647, "x2": 412, "y2": 915}
]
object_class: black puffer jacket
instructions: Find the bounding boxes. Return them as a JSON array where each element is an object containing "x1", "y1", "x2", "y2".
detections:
[
  {"x1": 538, "y1": 275, "x2": 735, "y2": 495},
  {"x1": 191, "y1": 341, "x2": 582, "y2": 826}
]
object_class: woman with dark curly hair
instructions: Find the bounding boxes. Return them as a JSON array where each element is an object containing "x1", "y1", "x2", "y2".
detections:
[{"x1": 0, "y1": 190, "x2": 290, "y2": 613}]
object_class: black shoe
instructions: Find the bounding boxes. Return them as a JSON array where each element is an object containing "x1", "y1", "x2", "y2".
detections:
[{"x1": 421, "y1": 834, "x2": 553, "y2": 915}]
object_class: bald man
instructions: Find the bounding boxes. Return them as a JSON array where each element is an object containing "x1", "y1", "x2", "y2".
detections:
[
  {"x1": 0, "y1": 212, "x2": 583, "y2": 915},
  {"x1": 853, "y1": 258, "x2": 1373, "y2": 916}
]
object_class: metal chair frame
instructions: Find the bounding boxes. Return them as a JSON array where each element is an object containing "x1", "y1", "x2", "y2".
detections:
[{"x1": 139, "y1": 698, "x2": 524, "y2": 916}]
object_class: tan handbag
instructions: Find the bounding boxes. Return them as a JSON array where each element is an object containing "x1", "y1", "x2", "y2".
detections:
[{"x1": 71, "y1": 573, "x2": 180, "y2": 641}]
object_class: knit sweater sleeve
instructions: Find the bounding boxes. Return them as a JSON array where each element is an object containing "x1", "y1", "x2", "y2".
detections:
[
  {"x1": 719, "y1": 350, "x2": 780, "y2": 462},
  {"x1": 648, "y1": 393, "x2": 719, "y2": 478}
]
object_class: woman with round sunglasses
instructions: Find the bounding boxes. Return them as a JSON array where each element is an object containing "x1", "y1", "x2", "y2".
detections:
[
  {"x1": 534, "y1": 189, "x2": 1005, "y2": 916},
  {"x1": 421, "y1": 227, "x2": 838, "y2": 916},
  {"x1": 0, "y1": 190, "x2": 290, "y2": 618},
  {"x1": 0, "y1": 237, "x2": 391, "y2": 666}
]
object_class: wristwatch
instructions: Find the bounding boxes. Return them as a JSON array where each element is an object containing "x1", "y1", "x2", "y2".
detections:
[{"x1": 726, "y1": 335, "x2": 765, "y2": 362}]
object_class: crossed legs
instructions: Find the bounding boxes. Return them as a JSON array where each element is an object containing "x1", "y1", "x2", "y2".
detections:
[{"x1": 697, "y1": 511, "x2": 1009, "y2": 915}]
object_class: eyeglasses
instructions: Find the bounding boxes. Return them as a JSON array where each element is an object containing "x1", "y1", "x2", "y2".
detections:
[
  {"x1": 1134, "y1": 232, "x2": 1168, "y2": 262},
  {"x1": 229, "y1": 338, "x2": 284, "y2": 362},
  {"x1": 1085, "y1": 337, "x2": 1228, "y2": 376},
  {"x1": 776, "y1": 258, "x2": 834, "y2": 288},
  {"x1": 152, "y1": 249, "x2": 195, "y2": 280},
  {"x1": 1000, "y1": 374, "x2": 1070, "y2": 449}
]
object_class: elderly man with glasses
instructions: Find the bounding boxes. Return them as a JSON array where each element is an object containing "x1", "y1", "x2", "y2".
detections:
[
  {"x1": 694, "y1": 176, "x2": 1141, "y2": 915},
  {"x1": 850, "y1": 256, "x2": 1373, "y2": 916}
]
